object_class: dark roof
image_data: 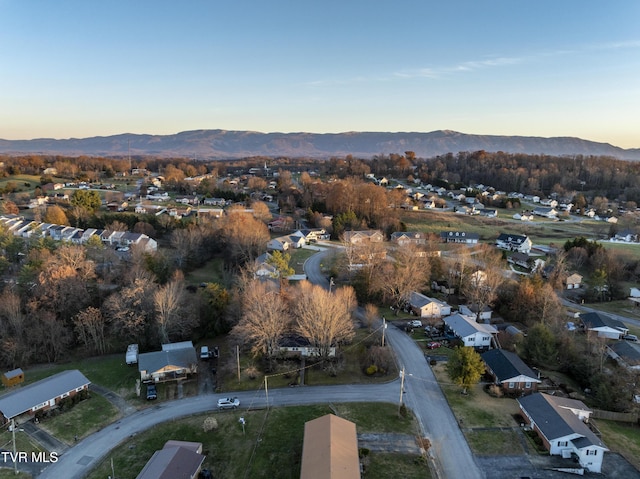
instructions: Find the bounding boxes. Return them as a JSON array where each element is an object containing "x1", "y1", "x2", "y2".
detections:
[
  {"x1": 579, "y1": 312, "x2": 627, "y2": 332},
  {"x1": 280, "y1": 335, "x2": 312, "y2": 348},
  {"x1": 0, "y1": 370, "x2": 90, "y2": 419},
  {"x1": 481, "y1": 349, "x2": 540, "y2": 383},
  {"x1": 518, "y1": 393, "x2": 606, "y2": 449},
  {"x1": 609, "y1": 341, "x2": 640, "y2": 365},
  {"x1": 136, "y1": 445, "x2": 205, "y2": 479},
  {"x1": 497, "y1": 233, "x2": 528, "y2": 244},
  {"x1": 440, "y1": 231, "x2": 480, "y2": 240},
  {"x1": 138, "y1": 345, "x2": 197, "y2": 375}
]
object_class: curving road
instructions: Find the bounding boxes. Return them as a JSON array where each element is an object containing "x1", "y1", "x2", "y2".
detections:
[
  {"x1": 37, "y1": 383, "x2": 399, "y2": 479},
  {"x1": 38, "y1": 243, "x2": 483, "y2": 479}
]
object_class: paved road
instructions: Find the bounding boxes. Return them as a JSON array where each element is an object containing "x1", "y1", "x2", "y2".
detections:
[
  {"x1": 383, "y1": 321, "x2": 484, "y2": 479},
  {"x1": 37, "y1": 383, "x2": 399, "y2": 479}
]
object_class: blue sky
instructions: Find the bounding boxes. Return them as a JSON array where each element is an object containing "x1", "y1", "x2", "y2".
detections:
[{"x1": 1, "y1": 1, "x2": 639, "y2": 148}]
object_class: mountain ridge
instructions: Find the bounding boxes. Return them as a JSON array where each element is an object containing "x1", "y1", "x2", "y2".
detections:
[{"x1": 1, "y1": 129, "x2": 638, "y2": 160}]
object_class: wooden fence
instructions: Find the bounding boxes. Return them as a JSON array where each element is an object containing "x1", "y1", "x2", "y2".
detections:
[{"x1": 592, "y1": 409, "x2": 638, "y2": 423}]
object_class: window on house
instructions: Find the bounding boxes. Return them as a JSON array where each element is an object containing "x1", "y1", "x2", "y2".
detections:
[
  {"x1": 587, "y1": 450, "x2": 597, "y2": 456},
  {"x1": 558, "y1": 441, "x2": 568, "y2": 447},
  {"x1": 525, "y1": 382, "x2": 531, "y2": 388},
  {"x1": 508, "y1": 382, "x2": 515, "y2": 389},
  {"x1": 61, "y1": 392, "x2": 69, "y2": 398}
]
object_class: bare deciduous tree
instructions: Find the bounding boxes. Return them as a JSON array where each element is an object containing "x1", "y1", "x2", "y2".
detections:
[
  {"x1": 73, "y1": 306, "x2": 109, "y2": 355},
  {"x1": 293, "y1": 281, "x2": 356, "y2": 360},
  {"x1": 153, "y1": 271, "x2": 195, "y2": 344},
  {"x1": 231, "y1": 280, "x2": 290, "y2": 368}
]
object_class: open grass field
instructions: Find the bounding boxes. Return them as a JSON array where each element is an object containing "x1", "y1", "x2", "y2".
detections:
[
  {"x1": 185, "y1": 256, "x2": 228, "y2": 286},
  {"x1": 597, "y1": 419, "x2": 640, "y2": 471},
  {"x1": 21, "y1": 355, "x2": 140, "y2": 399},
  {"x1": 37, "y1": 394, "x2": 119, "y2": 443},
  {"x1": 86, "y1": 403, "x2": 423, "y2": 479}
]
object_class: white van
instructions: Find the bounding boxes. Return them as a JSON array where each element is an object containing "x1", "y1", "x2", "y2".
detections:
[{"x1": 200, "y1": 346, "x2": 210, "y2": 359}]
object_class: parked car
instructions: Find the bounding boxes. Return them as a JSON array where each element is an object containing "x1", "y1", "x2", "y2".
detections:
[
  {"x1": 200, "y1": 346, "x2": 210, "y2": 360},
  {"x1": 623, "y1": 334, "x2": 639, "y2": 342},
  {"x1": 217, "y1": 397, "x2": 240, "y2": 410},
  {"x1": 426, "y1": 342, "x2": 442, "y2": 350},
  {"x1": 116, "y1": 246, "x2": 130, "y2": 252},
  {"x1": 146, "y1": 384, "x2": 157, "y2": 400},
  {"x1": 408, "y1": 320, "x2": 423, "y2": 328}
]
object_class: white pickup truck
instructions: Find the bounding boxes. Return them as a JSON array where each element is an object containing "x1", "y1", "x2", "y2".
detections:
[{"x1": 126, "y1": 344, "x2": 139, "y2": 365}]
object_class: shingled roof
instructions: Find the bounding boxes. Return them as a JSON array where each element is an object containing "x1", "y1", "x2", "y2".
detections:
[{"x1": 481, "y1": 349, "x2": 540, "y2": 383}]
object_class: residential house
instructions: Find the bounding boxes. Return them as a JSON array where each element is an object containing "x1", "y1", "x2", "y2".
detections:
[
  {"x1": 287, "y1": 233, "x2": 306, "y2": 249},
  {"x1": 440, "y1": 231, "x2": 480, "y2": 244},
  {"x1": 279, "y1": 335, "x2": 335, "y2": 358},
  {"x1": 579, "y1": 312, "x2": 628, "y2": 339},
  {"x1": 459, "y1": 304, "x2": 492, "y2": 322},
  {"x1": 136, "y1": 440, "x2": 205, "y2": 479},
  {"x1": 254, "y1": 252, "x2": 278, "y2": 278},
  {"x1": 479, "y1": 208, "x2": 497, "y2": 218},
  {"x1": 300, "y1": 414, "x2": 360, "y2": 479},
  {"x1": 518, "y1": 393, "x2": 608, "y2": 473},
  {"x1": 138, "y1": 342, "x2": 198, "y2": 383},
  {"x1": 533, "y1": 206, "x2": 558, "y2": 219},
  {"x1": 513, "y1": 211, "x2": 534, "y2": 221},
  {"x1": 496, "y1": 233, "x2": 532, "y2": 253},
  {"x1": 342, "y1": 230, "x2": 384, "y2": 244},
  {"x1": 431, "y1": 280, "x2": 455, "y2": 295},
  {"x1": 607, "y1": 341, "x2": 640, "y2": 371},
  {"x1": 443, "y1": 314, "x2": 497, "y2": 349},
  {"x1": 508, "y1": 252, "x2": 545, "y2": 272},
  {"x1": 294, "y1": 229, "x2": 329, "y2": 242},
  {"x1": 408, "y1": 292, "x2": 451, "y2": 318},
  {"x1": 267, "y1": 237, "x2": 290, "y2": 252},
  {"x1": 539, "y1": 198, "x2": 558, "y2": 208},
  {"x1": 203, "y1": 197, "x2": 227, "y2": 207},
  {"x1": 481, "y1": 349, "x2": 540, "y2": 395},
  {"x1": 0, "y1": 370, "x2": 90, "y2": 424},
  {"x1": 390, "y1": 231, "x2": 426, "y2": 246},
  {"x1": 613, "y1": 229, "x2": 638, "y2": 243},
  {"x1": 565, "y1": 273, "x2": 583, "y2": 290}
]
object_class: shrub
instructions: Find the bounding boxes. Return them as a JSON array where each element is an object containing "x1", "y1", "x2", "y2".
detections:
[
  {"x1": 365, "y1": 365, "x2": 378, "y2": 376},
  {"x1": 487, "y1": 384, "x2": 504, "y2": 398}
]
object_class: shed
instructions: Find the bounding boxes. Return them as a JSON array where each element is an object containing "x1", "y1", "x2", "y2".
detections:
[{"x1": 2, "y1": 368, "x2": 24, "y2": 387}]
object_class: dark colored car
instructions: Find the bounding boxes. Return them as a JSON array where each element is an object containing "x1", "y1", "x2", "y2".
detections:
[{"x1": 146, "y1": 384, "x2": 157, "y2": 400}]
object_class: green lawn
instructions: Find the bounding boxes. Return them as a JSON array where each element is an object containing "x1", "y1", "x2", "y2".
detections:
[
  {"x1": 86, "y1": 403, "x2": 420, "y2": 479},
  {"x1": 464, "y1": 429, "x2": 524, "y2": 455},
  {"x1": 21, "y1": 355, "x2": 140, "y2": 399},
  {"x1": 37, "y1": 394, "x2": 119, "y2": 443},
  {"x1": 597, "y1": 419, "x2": 640, "y2": 471},
  {"x1": 185, "y1": 257, "x2": 228, "y2": 286}
]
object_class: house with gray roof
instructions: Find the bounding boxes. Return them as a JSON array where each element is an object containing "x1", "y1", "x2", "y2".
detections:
[
  {"x1": 443, "y1": 314, "x2": 497, "y2": 349},
  {"x1": 136, "y1": 440, "x2": 205, "y2": 479},
  {"x1": 138, "y1": 341, "x2": 198, "y2": 383},
  {"x1": 408, "y1": 292, "x2": 451, "y2": 318},
  {"x1": 579, "y1": 312, "x2": 628, "y2": 339},
  {"x1": 440, "y1": 231, "x2": 480, "y2": 244},
  {"x1": 518, "y1": 393, "x2": 608, "y2": 473},
  {"x1": 0, "y1": 370, "x2": 90, "y2": 424},
  {"x1": 481, "y1": 349, "x2": 540, "y2": 395},
  {"x1": 496, "y1": 233, "x2": 532, "y2": 253},
  {"x1": 607, "y1": 341, "x2": 640, "y2": 371}
]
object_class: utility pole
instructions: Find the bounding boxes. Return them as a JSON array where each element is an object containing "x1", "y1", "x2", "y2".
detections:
[
  {"x1": 398, "y1": 366, "x2": 405, "y2": 415},
  {"x1": 236, "y1": 345, "x2": 241, "y2": 382},
  {"x1": 382, "y1": 316, "x2": 386, "y2": 347},
  {"x1": 264, "y1": 375, "x2": 269, "y2": 408},
  {"x1": 11, "y1": 418, "x2": 17, "y2": 475}
]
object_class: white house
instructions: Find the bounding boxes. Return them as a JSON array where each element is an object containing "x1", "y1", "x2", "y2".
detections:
[
  {"x1": 579, "y1": 312, "x2": 628, "y2": 339},
  {"x1": 496, "y1": 233, "x2": 532, "y2": 254},
  {"x1": 459, "y1": 304, "x2": 492, "y2": 322},
  {"x1": 518, "y1": 393, "x2": 608, "y2": 473},
  {"x1": 443, "y1": 314, "x2": 497, "y2": 349},
  {"x1": 408, "y1": 292, "x2": 451, "y2": 318}
]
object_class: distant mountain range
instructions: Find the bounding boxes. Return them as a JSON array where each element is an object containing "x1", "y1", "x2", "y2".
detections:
[{"x1": 1, "y1": 129, "x2": 639, "y2": 161}]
